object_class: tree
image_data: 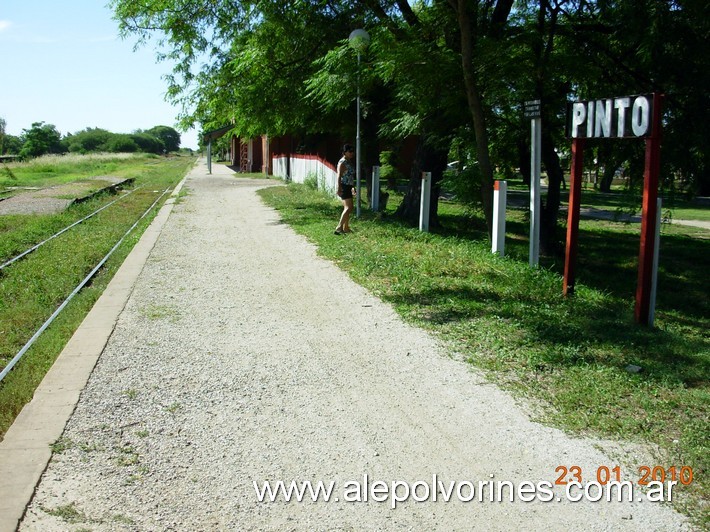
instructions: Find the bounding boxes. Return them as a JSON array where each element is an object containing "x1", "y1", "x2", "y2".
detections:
[
  {"x1": 19, "y1": 122, "x2": 64, "y2": 159},
  {"x1": 2, "y1": 135, "x2": 22, "y2": 155},
  {"x1": 105, "y1": 134, "x2": 139, "y2": 153},
  {"x1": 145, "y1": 126, "x2": 181, "y2": 152},
  {"x1": 112, "y1": 0, "x2": 709, "y2": 238},
  {"x1": 111, "y1": 0, "x2": 357, "y2": 138},
  {"x1": 444, "y1": 0, "x2": 515, "y2": 236},
  {"x1": 131, "y1": 133, "x2": 165, "y2": 154},
  {"x1": 563, "y1": 0, "x2": 710, "y2": 196},
  {"x1": 64, "y1": 128, "x2": 113, "y2": 153},
  {"x1": 308, "y1": 2, "x2": 469, "y2": 227}
]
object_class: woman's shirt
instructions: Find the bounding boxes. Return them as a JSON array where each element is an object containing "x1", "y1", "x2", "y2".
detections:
[{"x1": 338, "y1": 157, "x2": 355, "y2": 186}]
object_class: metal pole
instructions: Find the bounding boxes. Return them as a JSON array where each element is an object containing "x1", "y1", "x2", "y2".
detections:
[
  {"x1": 356, "y1": 50, "x2": 362, "y2": 218},
  {"x1": 371, "y1": 165, "x2": 380, "y2": 211},
  {"x1": 529, "y1": 117, "x2": 541, "y2": 267},
  {"x1": 207, "y1": 140, "x2": 212, "y2": 174}
]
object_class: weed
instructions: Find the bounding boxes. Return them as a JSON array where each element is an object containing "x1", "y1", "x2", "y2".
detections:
[
  {"x1": 1, "y1": 164, "x2": 16, "y2": 180},
  {"x1": 50, "y1": 436, "x2": 74, "y2": 453},
  {"x1": 165, "y1": 402, "x2": 182, "y2": 414},
  {"x1": 111, "y1": 513, "x2": 135, "y2": 524},
  {"x1": 115, "y1": 445, "x2": 140, "y2": 466},
  {"x1": 141, "y1": 304, "x2": 179, "y2": 322},
  {"x1": 41, "y1": 502, "x2": 87, "y2": 524},
  {"x1": 122, "y1": 388, "x2": 138, "y2": 400}
]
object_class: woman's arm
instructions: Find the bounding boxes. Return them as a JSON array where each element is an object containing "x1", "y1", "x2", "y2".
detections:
[{"x1": 336, "y1": 161, "x2": 344, "y2": 193}]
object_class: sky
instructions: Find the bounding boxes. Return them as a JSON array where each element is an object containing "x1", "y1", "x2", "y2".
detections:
[{"x1": 0, "y1": 1, "x2": 199, "y2": 150}]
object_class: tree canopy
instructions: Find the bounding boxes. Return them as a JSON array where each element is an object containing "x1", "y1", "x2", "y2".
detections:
[
  {"x1": 2, "y1": 121, "x2": 182, "y2": 159},
  {"x1": 19, "y1": 122, "x2": 63, "y2": 159},
  {"x1": 111, "y1": 0, "x2": 710, "y2": 238}
]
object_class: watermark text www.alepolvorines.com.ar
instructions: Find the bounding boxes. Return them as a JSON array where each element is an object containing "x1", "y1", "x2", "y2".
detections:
[{"x1": 253, "y1": 474, "x2": 680, "y2": 509}]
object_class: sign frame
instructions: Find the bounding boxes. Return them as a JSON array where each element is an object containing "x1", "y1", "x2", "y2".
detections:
[{"x1": 563, "y1": 92, "x2": 663, "y2": 326}]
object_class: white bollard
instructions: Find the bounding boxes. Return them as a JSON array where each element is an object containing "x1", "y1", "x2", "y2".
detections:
[
  {"x1": 492, "y1": 180, "x2": 507, "y2": 256},
  {"x1": 419, "y1": 172, "x2": 431, "y2": 232},
  {"x1": 371, "y1": 166, "x2": 380, "y2": 211},
  {"x1": 648, "y1": 198, "x2": 662, "y2": 327}
]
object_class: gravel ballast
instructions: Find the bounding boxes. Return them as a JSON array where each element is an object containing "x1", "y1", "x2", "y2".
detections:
[{"x1": 20, "y1": 162, "x2": 689, "y2": 530}]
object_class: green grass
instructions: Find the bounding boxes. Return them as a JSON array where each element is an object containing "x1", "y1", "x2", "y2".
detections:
[
  {"x1": 0, "y1": 152, "x2": 153, "y2": 191},
  {"x1": 0, "y1": 153, "x2": 195, "y2": 439},
  {"x1": 259, "y1": 183, "x2": 709, "y2": 525}
]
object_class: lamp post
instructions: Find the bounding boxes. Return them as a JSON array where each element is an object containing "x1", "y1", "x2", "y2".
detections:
[{"x1": 349, "y1": 28, "x2": 370, "y2": 218}]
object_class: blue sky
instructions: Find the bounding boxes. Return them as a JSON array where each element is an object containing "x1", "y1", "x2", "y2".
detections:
[{"x1": 0, "y1": 1, "x2": 199, "y2": 149}]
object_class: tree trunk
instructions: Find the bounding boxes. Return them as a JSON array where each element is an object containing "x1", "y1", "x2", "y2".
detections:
[
  {"x1": 540, "y1": 127, "x2": 564, "y2": 255},
  {"x1": 597, "y1": 143, "x2": 616, "y2": 193},
  {"x1": 395, "y1": 135, "x2": 447, "y2": 227},
  {"x1": 455, "y1": 0, "x2": 494, "y2": 237}
]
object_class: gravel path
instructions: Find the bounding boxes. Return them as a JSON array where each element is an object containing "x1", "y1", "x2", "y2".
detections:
[{"x1": 20, "y1": 163, "x2": 689, "y2": 530}]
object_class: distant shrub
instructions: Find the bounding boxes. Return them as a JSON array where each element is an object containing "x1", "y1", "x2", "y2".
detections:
[
  {"x1": 105, "y1": 134, "x2": 139, "y2": 153},
  {"x1": 130, "y1": 133, "x2": 164, "y2": 154},
  {"x1": 64, "y1": 128, "x2": 113, "y2": 154},
  {"x1": 144, "y1": 126, "x2": 180, "y2": 152}
]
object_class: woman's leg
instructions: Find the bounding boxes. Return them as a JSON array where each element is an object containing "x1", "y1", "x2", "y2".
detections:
[{"x1": 336, "y1": 198, "x2": 353, "y2": 233}]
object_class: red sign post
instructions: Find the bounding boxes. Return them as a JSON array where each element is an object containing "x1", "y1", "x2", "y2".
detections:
[
  {"x1": 564, "y1": 93, "x2": 663, "y2": 325},
  {"x1": 635, "y1": 94, "x2": 664, "y2": 324},
  {"x1": 563, "y1": 138, "x2": 585, "y2": 296}
]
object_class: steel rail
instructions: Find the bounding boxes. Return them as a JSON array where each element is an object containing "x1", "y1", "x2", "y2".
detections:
[
  {"x1": 0, "y1": 188, "x2": 170, "y2": 383},
  {"x1": 0, "y1": 187, "x2": 141, "y2": 272}
]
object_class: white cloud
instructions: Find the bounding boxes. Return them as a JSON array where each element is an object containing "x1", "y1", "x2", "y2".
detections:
[{"x1": 0, "y1": 20, "x2": 12, "y2": 32}]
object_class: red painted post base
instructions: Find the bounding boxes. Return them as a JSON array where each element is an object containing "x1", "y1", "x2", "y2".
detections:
[{"x1": 563, "y1": 138, "x2": 585, "y2": 296}]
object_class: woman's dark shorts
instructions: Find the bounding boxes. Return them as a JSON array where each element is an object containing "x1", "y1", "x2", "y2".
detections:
[{"x1": 339, "y1": 185, "x2": 354, "y2": 200}]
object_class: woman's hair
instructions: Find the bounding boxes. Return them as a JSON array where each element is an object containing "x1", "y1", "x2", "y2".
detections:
[{"x1": 342, "y1": 143, "x2": 354, "y2": 154}]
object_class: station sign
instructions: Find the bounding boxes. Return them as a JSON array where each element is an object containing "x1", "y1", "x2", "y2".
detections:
[
  {"x1": 524, "y1": 99, "x2": 542, "y2": 119},
  {"x1": 567, "y1": 94, "x2": 654, "y2": 139}
]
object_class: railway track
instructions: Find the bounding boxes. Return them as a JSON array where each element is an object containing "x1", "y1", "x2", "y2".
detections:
[{"x1": 0, "y1": 187, "x2": 171, "y2": 383}]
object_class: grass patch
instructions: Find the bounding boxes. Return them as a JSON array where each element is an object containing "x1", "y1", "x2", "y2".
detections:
[
  {"x1": 0, "y1": 153, "x2": 195, "y2": 439},
  {"x1": 140, "y1": 303, "x2": 180, "y2": 322},
  {"x1": 259, "y1": 182, "x2": 709, "y2": 525},
  {"x1": 41, "y1": 502, "x2": 88, "y2": 524},
  {"x1": 0, "y1": 153, "x2": 151, "y2": 191}
]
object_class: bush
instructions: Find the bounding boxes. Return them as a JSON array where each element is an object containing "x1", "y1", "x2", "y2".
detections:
[
  {"x1": 144, "y1": 126, "x2": 180, "y2": 152},
  {"x1": 130, "y1": 133, "x2": 164, "y2": 154},
  {"x1": 441, "y1": 163, "x2": 482, "y2": 208},
  {"x1": 105, "y1": 134, "x2": 139, "y2": 153},
  {"x1": 18, "y1": 122, "x2": 64, "y2": 159},
  {"x1": 379, "y1": 150, "x2": 405, "y2": 189},
  {"x1": 64, "y1": 128, "x2": 113, "y2": 154},
  {"x1": 304, "y1": 172, "x2": 319, "y2": 190}
]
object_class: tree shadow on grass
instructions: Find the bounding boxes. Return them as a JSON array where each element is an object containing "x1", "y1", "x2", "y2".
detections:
[
  {"x1": 430, "y1": 208, "x2": 708, "y2": 327},
  {"x1": 571, "y1": 227, "x2": 709, "y2": 324},
  {"x1": 384, "y1": 280, "x2": 708, "y2": 388}
]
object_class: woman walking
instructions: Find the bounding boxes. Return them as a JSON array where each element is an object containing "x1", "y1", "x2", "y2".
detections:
[{"x1": 335, "y1": 144, "x2": 356, "y2": 234}]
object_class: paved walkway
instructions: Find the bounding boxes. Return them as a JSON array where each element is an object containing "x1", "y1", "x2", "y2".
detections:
[{"x1": 0, "y1": 159, "x2": 691, "y2": 531}]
